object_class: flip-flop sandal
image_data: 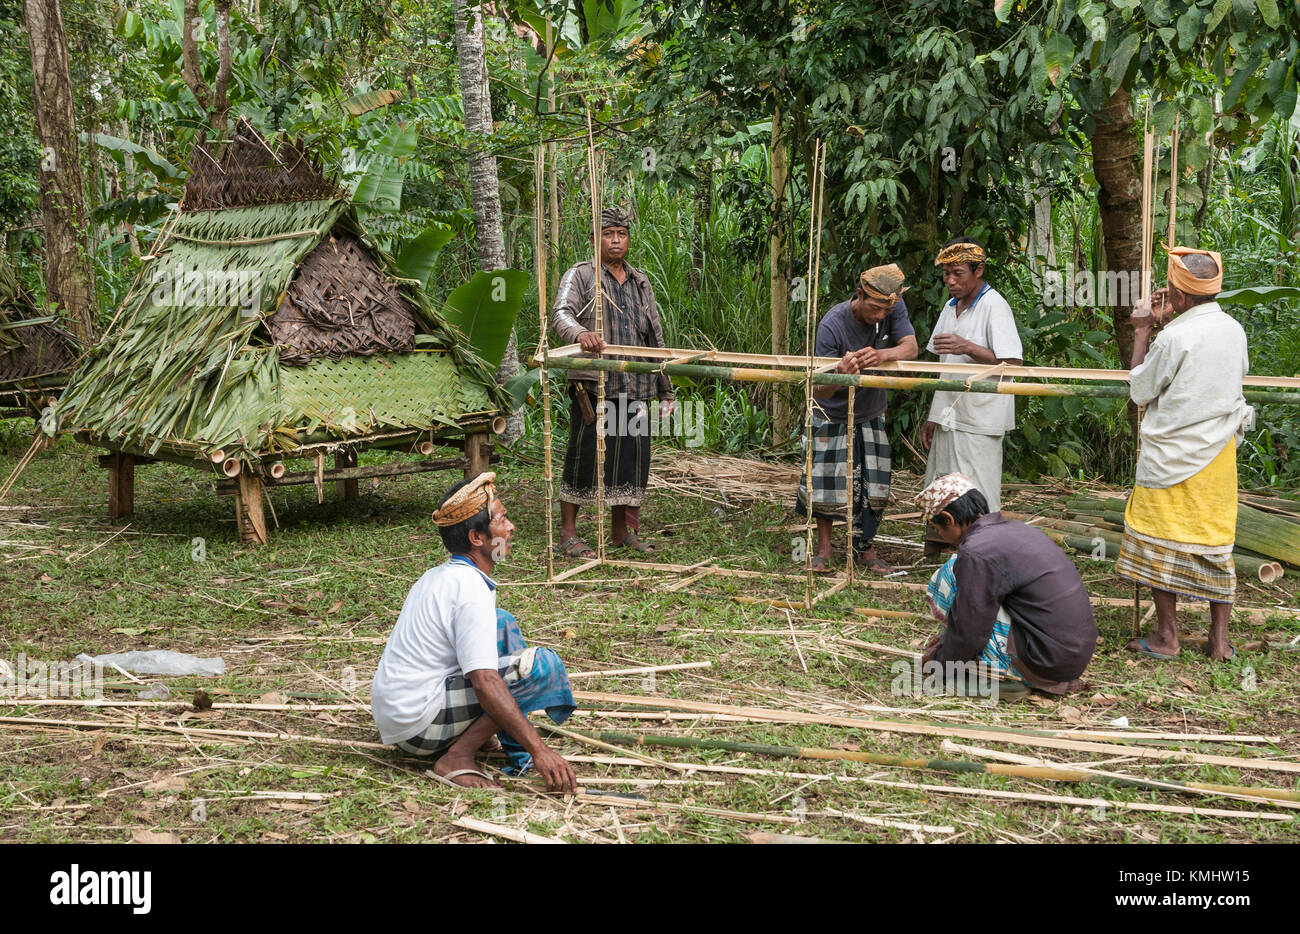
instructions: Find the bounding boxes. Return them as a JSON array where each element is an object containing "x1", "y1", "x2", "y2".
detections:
[
  {"x1": 1128, "y1": 637, "x2": 1178, "y2": 660},
  {"x1": 557, "y1": 535, "x2": 596, "y2": 559},
  {"x1": 617, "y1": 530, "x2": 657, "y2": 553},
  {"x1": 431, "y1": 768, "x2": 497, "y2": 789},
  {"x1": 854, "y1": 549, "x2": 894, "y2": 574},
  {"x1": 1205, "y1": 643, "x2": 1238, "y2": 660},
  {"x1": 809, "y1": 555, "x2": 832, "y2": 574}
]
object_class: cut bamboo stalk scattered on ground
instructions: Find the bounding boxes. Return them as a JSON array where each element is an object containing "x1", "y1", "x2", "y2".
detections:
[{"x1": 578, "y1": 730, "x2": 1300, "y2": 806}]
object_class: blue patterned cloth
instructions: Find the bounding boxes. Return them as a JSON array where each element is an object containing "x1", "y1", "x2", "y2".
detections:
[
  {"x1": 927, "y1": 556, "x2": 1027, "y2": 684},
  {"x1": 396, "y1": 608, "x2": 576, "y2": 775}
]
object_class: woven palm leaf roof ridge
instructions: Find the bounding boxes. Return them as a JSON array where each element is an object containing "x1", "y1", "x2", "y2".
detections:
[{"x1": 54, "y1": 122, "x2": 503, "y2": 460}]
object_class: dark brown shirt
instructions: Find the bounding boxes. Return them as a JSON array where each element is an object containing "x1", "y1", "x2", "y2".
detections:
[{"x1": 933, "y1": 513, "x2": 1096, "y2": 683}]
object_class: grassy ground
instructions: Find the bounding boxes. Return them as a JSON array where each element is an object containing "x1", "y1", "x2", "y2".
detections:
[{"x1": 1, "y1": 425, "x2": 1298, "y2": 844}]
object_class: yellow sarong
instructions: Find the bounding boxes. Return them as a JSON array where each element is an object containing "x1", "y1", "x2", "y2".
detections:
[{"x1": 1125, "y1": 440, "x2": 1237, "y2": 546}]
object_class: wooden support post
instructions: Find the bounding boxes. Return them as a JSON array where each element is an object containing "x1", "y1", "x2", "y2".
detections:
[
  {"x1": 235, "y1": 472, "x2": 269, "y2": 545},
  {"x1": 335, "y1": 449, "x2": 359, "y2": 500},
  {"x1": 465, "y1": 432, "x2": 491, "y2": 478},
  {"x1": 107, "y1": 452, "x2": 134, "y2": 519}
]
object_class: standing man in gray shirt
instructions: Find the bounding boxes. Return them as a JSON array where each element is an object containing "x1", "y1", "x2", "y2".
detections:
[{"x1": 798, "y1": 264, "x2": 919, "y2": 573}]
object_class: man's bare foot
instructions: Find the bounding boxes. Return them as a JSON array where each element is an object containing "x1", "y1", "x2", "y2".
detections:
[
  {"x1": 1127, "y1": 636, "x2": 1178, "y2": 659},
  {"x1": 1203, "y1": 640, "x2": 1236, "y2": 661},
  {"x1": 433, "y1": 755, "x2": 501, "y2": 788}
]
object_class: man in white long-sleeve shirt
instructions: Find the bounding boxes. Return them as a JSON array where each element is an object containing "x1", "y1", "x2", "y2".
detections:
[{"x1": 1117, "y1": 247, "x2": 1252, "y2": 662}]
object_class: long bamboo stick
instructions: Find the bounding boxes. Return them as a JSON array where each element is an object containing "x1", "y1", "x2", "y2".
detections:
[
  {"x1": 569, "y1": 692, "x2": 1300, "y2": 775},
  {"x1": 562, "y1": 755, "x2": 1293, "y2": 822},
  {"x1": 535, "y1": 143, "x2": 555, "y2": 582},
  {"x1": 539, "y1": 355, "x2": 1300, "y2": 404},
  {"x1": 542, "y1": 342, "x2": 1300, "y2": 390},
  {"x1": 582, "y1": 731, "x2": 1300, "y2": 805}
]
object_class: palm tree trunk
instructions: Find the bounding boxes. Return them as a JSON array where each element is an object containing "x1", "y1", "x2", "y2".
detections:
[
  {"x1": 453, "y1": 0, "x2": 522, "y2": 442},
  {"x1": 23, "y1": 0, "x2": 96, "y2": 345}
]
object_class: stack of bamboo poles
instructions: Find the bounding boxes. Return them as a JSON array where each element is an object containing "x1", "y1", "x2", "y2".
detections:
[{"x1": 1034, "y1": 493, "x2": 1300, "y2": 583}]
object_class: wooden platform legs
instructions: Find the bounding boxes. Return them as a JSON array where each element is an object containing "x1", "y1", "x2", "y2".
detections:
[
  {"x1": 335, "y1": 449, "x2": 359, "y2": 500},
  {"x1": 465, "y1": 432, "x2": 491, "y2": 478},
  {"x1": 107, "y1": 453, "x2": 134, "y2": 519},
  {"x1": 234, "y1": 471, "x2": 269, "y2": 545}
]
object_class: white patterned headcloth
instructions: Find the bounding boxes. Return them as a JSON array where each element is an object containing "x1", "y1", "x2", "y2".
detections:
[{"x1": 914, "y1": 473, "x2": 976, "y2": 522}]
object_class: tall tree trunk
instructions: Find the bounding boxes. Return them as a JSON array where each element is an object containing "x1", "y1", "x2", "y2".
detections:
[
  {"x1": 182, "y1": 0, "x2": 233, "y2": 138},
  {"x1": 769, "y1": 109, "x2": 791, "y2": 441},
  {"x1": 23, "y1": 0, "x2": 96, "y2": 345},
  {"x1": 454, "y1": 0, "x2": 523, "y2": 443},
  {"x1": 1087, "y1": 83, "x2": 1141, "y2": 439},
  {"x1": 1025, "y1": 157, "x2": 1055, "y2": 293}
]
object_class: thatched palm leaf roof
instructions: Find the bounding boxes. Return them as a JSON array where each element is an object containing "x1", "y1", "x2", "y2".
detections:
[
  {"x1": 0, "y1": 257, "x2": 77, "y2": 387},
  {"x1": 57, "y1": 187, "x2": 503, "y2": 459}
]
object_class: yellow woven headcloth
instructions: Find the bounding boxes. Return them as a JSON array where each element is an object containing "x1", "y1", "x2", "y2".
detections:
[
  {"x1": 859, "y1": 264, "x2": 908, "y2": 304},
  {"x1": 433, "y1": 472, "x2": 497, "y2": 527},
  {"x1": 934, "y1": 243, "x2": 986, "y2": 267},
  {"x1": 1167, "y1": 245, "x2": 1223, "y2": 296}
]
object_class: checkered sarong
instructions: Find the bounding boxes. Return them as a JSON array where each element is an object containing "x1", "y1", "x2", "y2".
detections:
[
  {"x1": 928, "y1": 557, "x2": 1026, "y2": 683},
  {"x1": 1116, "y1": 526, "x2": 1236, "y2": 603},
  {"x1": 396, "y1": 610, "x2": 575, "y2": 767},
  {"x1": 797, "y1": 413, "x2": 891, "y2": 514}
]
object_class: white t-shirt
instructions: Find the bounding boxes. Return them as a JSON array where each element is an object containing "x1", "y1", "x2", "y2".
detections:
[
  {"x1": 926, "y1": 284, "x2": 1023, "y2": 436},
  {"x1": 370, "y1": 557, "x2": 500, "y2": 745}
]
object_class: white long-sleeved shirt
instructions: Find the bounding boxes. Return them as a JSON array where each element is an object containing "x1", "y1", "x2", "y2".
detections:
[{"x1": 1130, "y1": 301, "x2": 1253, "y2": 489}]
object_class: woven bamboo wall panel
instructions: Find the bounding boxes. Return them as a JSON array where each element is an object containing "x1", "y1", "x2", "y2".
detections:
[
  {"x1": 277, "y1": 353, "x2": 492, "y2": 435},
  {"x1": 270, "y1": 234, "x2": 417, "y2": 365}
]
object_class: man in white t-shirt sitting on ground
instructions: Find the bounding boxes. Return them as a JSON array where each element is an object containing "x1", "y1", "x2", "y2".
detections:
[
  {"x1": 371, "y1": 473, "x2": 577, "y2": 792},
  {"x1": 921, "y1": 237, "x2": 1024, "y2": 557}
]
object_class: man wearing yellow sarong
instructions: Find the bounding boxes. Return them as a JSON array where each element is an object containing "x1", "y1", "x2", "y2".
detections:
[{"x1": 1117, "y1": 247, "x2": 1252, "y2": 661}]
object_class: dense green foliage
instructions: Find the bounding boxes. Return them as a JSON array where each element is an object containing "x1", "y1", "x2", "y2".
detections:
[{"x1": 5, "y1": 0, "x2": 1300, "y2": 486}]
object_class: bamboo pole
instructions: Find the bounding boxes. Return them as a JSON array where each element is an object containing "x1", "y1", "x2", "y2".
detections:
[
  {"x1": 569, "y1": 692, "x2": 1300, "y2": 775},
  {"x1": 535, "y1": 143, "x2": 555, "y2": 582},
  {"x1": 585, "y1": 109, "x2": 607, "y2": 563},
  {"x1": 542, "y1": 342, "x2": 1300, "y2": 390},
  {"x1": 538, "y1": 355, "x2": 1300, "y2": 404},
  {"x1": 584, "y1": 731, "x2": 1300, "y2": 805},
  {"x1": 564, "y1": 755, "x2": 1292, "y2": 822},
  {"x1": 453, "y1": 816, "x2": 566, "y2": 844},
  {"x1": 802, "y1": 138, "x2": 825, "y2": 608}
]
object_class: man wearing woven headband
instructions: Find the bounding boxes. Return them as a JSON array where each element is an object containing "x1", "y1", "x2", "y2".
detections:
[
  {"x1": 1116, "y1": 247, "x2": 1251, "y2": 662},
  {"x1": 371, "y1": 474, "x2": 578, "y2": 792},
  {"x1": 796, "y1": 263, "x2": 918, "y2": 573},
  {"x1": 922, "y1": 236, "x2": 1023, "y2": 558},
  {"x1": 915, "y1": 474, "x2": 1096, "y2": 696},
  {"x1": 551, "y1": 204, "x2": 673, "y2": 558}
]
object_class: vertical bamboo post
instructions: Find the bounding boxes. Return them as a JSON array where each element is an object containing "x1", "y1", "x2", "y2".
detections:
[
  {"x1": 586, "y1": 109, "x2": 607, "y2": 562},
  {"x1": 1167, "y1": 112, "x2": 1180, "y2": 246},
  {"x1": 800, "y1": 137, "x2": 821, "y2": 606},
  {"x1": 536, "y1": 142, "x2": 556, "y2": 582},
  {"x1": 845, "y1": 380, "x2": 855, "y2": 586},
  {"x1": 1133, "y1": 104, "x2": 1156, "y2": 637}
]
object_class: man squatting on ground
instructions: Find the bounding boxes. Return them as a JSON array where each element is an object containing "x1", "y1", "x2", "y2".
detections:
[
  {"x1": 922, "y1": 237, "x2": 1024, "y2": 557},
  {"x1": 916, "y1": 473, "x2": 1097, "y2": 696},
  {"x1": 370, "y1": 473, "x2": 578, "y2": 791},
  {"x1": 798, "y1": 264, "x2": 918, "y2": 573},
  {"x1": 1117, "y1": 247, "x2": 1251, "y2": 662},
  {"x1": 551, "y1": 206, "x2": 673, "y2": 559}
]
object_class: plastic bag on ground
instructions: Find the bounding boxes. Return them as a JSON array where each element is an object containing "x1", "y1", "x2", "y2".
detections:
[{"x1": 75, "y1": 650, "x2": 225, "y2": 677}]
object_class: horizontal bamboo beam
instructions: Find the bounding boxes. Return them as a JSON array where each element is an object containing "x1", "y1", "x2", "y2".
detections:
[
  {"x1": 217, "y1": 455, "x2": 467, "y2": 489},
  {"x1": 542, "y1": 353, "x2": 1300, "y2": 404},
  {"x1": 545, "y1": 343, "x2": 1300, "y2": 390}
]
